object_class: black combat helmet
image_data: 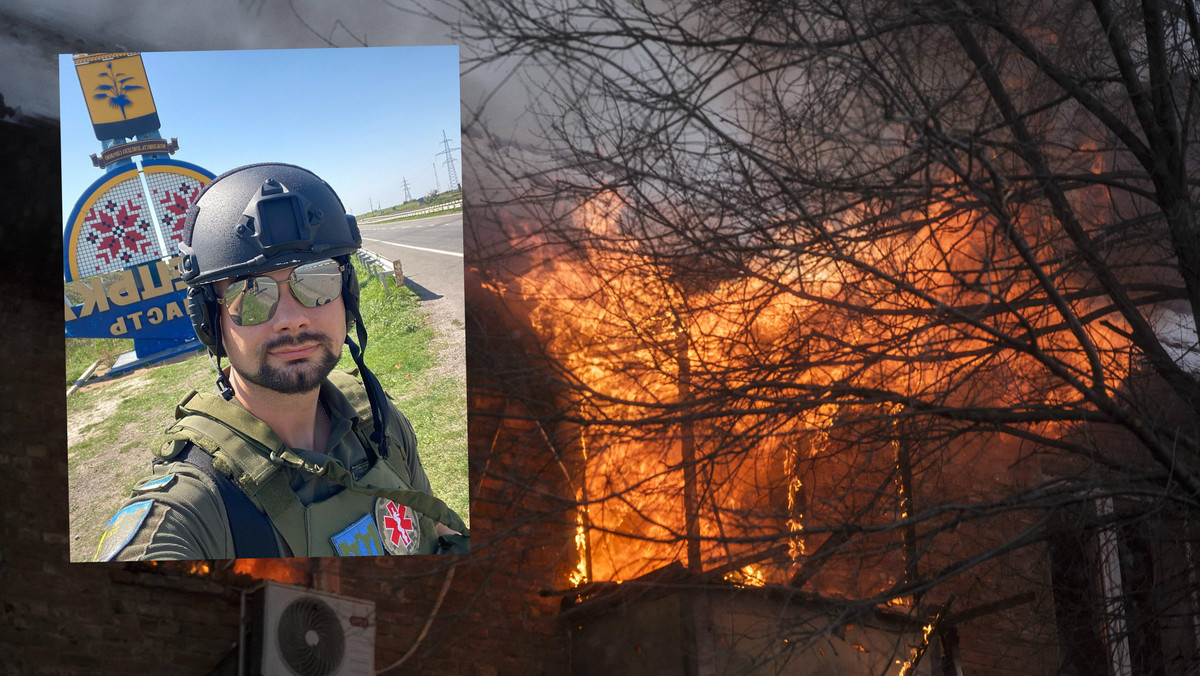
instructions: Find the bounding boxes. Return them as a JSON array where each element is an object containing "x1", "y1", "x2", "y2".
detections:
[
  {"x1": 178, "y1": 162, "x2": 394, "y2": 458},
  {"x1": 179, "y1": 162, "x2": 361, "y2": 286}
]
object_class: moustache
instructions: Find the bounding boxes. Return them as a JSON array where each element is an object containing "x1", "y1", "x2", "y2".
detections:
[{"x1": 259, "y1": 331, "x2": 336, "y2": 355}]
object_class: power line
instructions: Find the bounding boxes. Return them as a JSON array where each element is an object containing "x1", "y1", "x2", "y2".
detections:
[{"x1": 435, "y1": 129, "x2": 460, "y2": 191}]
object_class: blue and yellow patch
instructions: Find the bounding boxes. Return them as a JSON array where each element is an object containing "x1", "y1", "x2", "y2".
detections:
[
  {"x1": 331, "y1": 514, "x2": 384, "y2": 556},
  {"x1": 93, "y1": 500, "x2": 153, "y2": 562},
  {"x1": 136, "y1": 474, "x2": 176, "y2": 492}
]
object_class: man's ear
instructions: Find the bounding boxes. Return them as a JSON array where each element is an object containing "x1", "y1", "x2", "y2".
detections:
[{"x1": 187, "y1": 285, "x2": 224, "y2": 358}]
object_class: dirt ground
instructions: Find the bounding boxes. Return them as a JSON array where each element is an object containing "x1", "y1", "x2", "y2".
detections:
[{"x1": 67, "y1": 368, "x2": 198, "y2": 561}]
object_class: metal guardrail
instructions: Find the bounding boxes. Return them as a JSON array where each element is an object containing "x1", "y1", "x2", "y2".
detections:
[
  {"x1": 355, "y1": 248, "x2": 401, "y2": 295},
  {"x1": 404, "y1": 199, "x2": 462, "y2": 218},
  {"x1": 359, "y1": 200, "x2": 462, "y2": 224}
]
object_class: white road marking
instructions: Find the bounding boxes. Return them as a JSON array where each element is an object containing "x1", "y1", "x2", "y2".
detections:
[{"x1": 362, "y1": 237, "x2": 463, "y2": 258}]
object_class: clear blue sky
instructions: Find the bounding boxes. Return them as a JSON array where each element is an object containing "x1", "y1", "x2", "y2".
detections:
[{"x1": 60, "y1": 46, "x2": 461, "y2": 225}]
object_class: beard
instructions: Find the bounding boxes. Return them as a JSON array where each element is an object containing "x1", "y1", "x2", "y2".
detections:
[{"x1": 238, "y1": 331, "x2": 341, "y2": 394}]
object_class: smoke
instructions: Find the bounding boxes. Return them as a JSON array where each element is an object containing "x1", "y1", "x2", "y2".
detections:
[{"x1": 0, "y1": 0, "x2": 464, "y2": 120}]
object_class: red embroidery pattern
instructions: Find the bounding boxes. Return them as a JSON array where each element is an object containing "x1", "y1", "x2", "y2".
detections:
[
  {"x1": 83, "y1": 196, "x2": 157, "y2": 267},
  {"x1": 146, "y1": 172, "x2": 205, "y2": 250},
  {"x1": 74, "y1": 174, "x2": 163, "y2": 276},
  {"x1": 70, "y1": 169, "x2": 209, "y2": 277}
]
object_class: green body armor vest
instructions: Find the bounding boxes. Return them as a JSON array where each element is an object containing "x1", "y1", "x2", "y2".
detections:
[{"x1": 155, "y1": 370, "x2": 467, "y2": 557}]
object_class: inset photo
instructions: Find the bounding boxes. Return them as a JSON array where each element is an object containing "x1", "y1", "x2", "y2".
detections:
[{"x1": 61, "y1": 46, "x2": 467, "y2": 562}]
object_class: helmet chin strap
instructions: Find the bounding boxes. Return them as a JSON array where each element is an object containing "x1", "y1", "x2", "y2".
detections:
[
  {"x1": 212, "y1": 355, "x2": 235, "y2": 401},
  {"x1": 345, "y1": 304, "x2": 391, "y2": 460},
  {"x1": 208, "y1": 321, "x2": 236, "y2": 401}
]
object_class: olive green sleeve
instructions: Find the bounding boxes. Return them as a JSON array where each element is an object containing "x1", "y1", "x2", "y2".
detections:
[
  {"x1": 382, "y1": 399, "x2": 467, "y2": 544},
  {"x1": 101, "y1": 464, "x2": 236, "y2": 561},
  {"x1": 384, "y1": 399, "x2": 433, "y2": 496}
]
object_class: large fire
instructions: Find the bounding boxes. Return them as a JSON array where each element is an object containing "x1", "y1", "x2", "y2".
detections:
[{"x1": 502, "y1": 152, "x2": 1137, "y2": 596}]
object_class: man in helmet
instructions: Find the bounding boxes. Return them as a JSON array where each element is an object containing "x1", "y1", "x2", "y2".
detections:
[{"x1": 93, "y1": 163, "x2": 468, "y2": 560}]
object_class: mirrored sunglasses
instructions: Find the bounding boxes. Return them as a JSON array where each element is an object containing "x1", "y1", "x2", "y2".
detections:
[{"x1": 219, "y1": 259, "x2": 344, "y2": 326}]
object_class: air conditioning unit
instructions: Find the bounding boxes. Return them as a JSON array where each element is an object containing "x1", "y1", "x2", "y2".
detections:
[{"x1": 242, "y1": 580, "x2": 376, "y2": 676}]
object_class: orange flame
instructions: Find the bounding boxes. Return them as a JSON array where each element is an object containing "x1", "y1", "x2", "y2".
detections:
[
  {"x1": 507, "y1": 172, "x2": 1135, "y2": 589},
  {"x1": 233, "y1": 559, "x2": 308, "y2": 585},
  {"x1": 723, "y1": 565, "x2": 766, "y2": 588},
  {"x1": 568, "y1": 490, "x2": 590, "y2": 587}
]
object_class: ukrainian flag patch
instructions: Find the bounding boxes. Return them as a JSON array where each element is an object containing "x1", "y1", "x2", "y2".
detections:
[
  {"x1": 136, "y1": 474, "x2": 176, "y2": 492},
  {"x1": 93, "y1": 500, "x2": 153, "y2": 562}
]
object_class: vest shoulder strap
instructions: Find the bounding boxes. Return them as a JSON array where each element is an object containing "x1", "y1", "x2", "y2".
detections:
[
  {"x1": 174, "y1": 442, "x2": 281, "y2": 558},
  {"x1": 327, "y1": 369, "x2": 371, "y2": 419},
  {"x1": 164, "y1": 393, "x2": 282, "y2": 489},
  {"x1": 326, "y1": 369, "x2": 415, "y2": 474},
  {"x1": 174, "y1": 390, "x2": 285, "y2": 452}
]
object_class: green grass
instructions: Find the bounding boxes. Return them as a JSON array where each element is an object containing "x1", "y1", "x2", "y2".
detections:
[
  {"x1": 357, "y1": 189, "x2": 462, "y2": 220},
  {"x1": 67, "y1": 356, "x2": 208, "y2": 463},
  {"x1": 338, "y1": 259, "x2": 434, "y2": 387},
  {"x1": 361, "y1": 207, "x2": 463, "y2": 226},
  {"x1": 394, "y1": 377, "x2": 469, "y2": 524},
  {"x1": 65, "y1": 336, "x2": 134, "y2": 386},
  {"x1": 66, "y1": 258, "x2": 468, "y2": 560}
]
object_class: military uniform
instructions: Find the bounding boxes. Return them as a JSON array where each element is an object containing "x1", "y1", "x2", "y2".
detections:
[{"x1": 95, "y1": 370, "x2": 462, "y2": 560}]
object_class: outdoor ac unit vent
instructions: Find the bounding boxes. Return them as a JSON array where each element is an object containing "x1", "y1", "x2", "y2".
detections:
[{"x1": 243, "y1": 580, "x2": 376, "y2": 676}]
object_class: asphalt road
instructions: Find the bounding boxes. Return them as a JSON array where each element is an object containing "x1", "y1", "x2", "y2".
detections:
[{"x1": 359, "y1": 212, "x2": 464, "y2": 324}]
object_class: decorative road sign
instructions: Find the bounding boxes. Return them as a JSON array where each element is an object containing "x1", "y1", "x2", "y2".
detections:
[{"x1": 65, "y1": 53, "x2": 215, "y2": 375}]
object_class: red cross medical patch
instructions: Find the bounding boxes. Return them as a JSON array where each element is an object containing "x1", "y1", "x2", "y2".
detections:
[{"x1": 374, "y1": 498, "x2": 421, "y2": 555}]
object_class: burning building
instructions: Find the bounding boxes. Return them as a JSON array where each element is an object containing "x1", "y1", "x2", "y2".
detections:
[{"x1": 449, "y1": 0, "x2": 1200, "y2": 673}]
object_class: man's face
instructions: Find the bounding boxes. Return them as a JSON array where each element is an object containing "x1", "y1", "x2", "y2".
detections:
[{"x1": 215, "y1": 262, "x2": 347, "y2": 395}]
